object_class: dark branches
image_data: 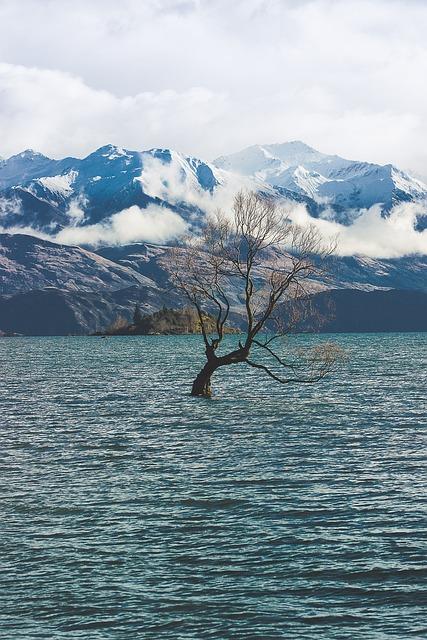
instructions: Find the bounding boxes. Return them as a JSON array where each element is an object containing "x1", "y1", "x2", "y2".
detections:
[{"x1": 162, "y1": 190, "x2": 343, "y2": 397}]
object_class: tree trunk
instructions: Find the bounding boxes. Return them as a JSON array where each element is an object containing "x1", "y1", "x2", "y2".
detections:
[
  {"x1": 190, "y1": 346, "x2": 248, "y2": 397},
  {"x1": 191, "y1": 361, "x2": 218, "y2": 397}
]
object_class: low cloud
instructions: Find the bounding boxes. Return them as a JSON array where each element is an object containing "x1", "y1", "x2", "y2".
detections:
[
  {"x1": 55, "y1": 204, "x2": 188, "y2": 247},
  {"x1": 66, "y1": 195, "x2": 88, "y2": 225},
  {"x1": 138, "y1": 157, "x2": 427, "y2": 259},
  {"x1": 288, "y1": 201, "x2": 427, "y2": 259},
  {"x1": 0, "y1": 195, "x2": 22, "y2": 217},
  {"x1": 1, "y1": 181, "x2": 426, "y2": 258},
  {"x1": 138, "y1": 154, "x2": 260, "y2": 217}
]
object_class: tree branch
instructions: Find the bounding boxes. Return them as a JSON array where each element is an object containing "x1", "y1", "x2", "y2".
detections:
[{"x1": 245, "y1": 358, "x2": 329, "y2": 384}]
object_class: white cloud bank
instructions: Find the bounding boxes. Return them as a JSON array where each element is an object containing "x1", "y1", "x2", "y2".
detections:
[
  {"x1": 55, "y1": 205, "x2": 188, "y2": 247},
  {"x1": 138, "y1": 154, "x2": 427, "y2": 258},
  {"x1": 3, "y1": 191, "x2": 426, "y2": 259},
  {"x1": 0, "y1": 62, "x2": 225, "y2": 161},
  {"x1": 0, "y1": 0, "x2": 427, "y2": 174},
  {"x1": 288, "y1": 202, "x2": 427, "y2": 259}
]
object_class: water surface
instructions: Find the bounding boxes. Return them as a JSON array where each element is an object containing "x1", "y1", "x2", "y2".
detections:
[{"x1": 1, "y1": 333, "x2": 426, "y2": 639}]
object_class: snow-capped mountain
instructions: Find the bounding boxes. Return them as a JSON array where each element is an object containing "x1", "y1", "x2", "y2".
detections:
[
  {"x1": 215, "y1": 141, "x2": 427, "y2": 225},
  {"x1": 0, "y1": 144, "x2": 231, "y2": 234},
  {"x1": 1, "y1": 142, "x2": 427, "y2": 238},
  {"x1": 1, "y1": 142, "x2": 426, "y2": 336},
  {"x1": 214, "y1": 141, "x2": 332, "y2": 177}
]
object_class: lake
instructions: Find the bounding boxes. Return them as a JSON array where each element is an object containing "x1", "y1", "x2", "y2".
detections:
[{"x1": 1, "y1": 333, "x2": 426, "y2": 639}]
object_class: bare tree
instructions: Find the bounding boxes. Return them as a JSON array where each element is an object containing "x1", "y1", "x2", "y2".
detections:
[{"x1": 164, "y1": 191, "x2": 343, "y2": 397}]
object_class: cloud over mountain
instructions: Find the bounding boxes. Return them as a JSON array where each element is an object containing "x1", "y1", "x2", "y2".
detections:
[
  {"x1": 288, "y1": 202, "x2": 427, "y2": 259},
  {"x1": 55, "y1": 205, "x2": 188, "y2": 247},
  {"x1": 1, "y1": 140, "x2": 426, "y2": 257},
  {"x1": 1, "y1": 1, "x2": 427, "y2": 175}
]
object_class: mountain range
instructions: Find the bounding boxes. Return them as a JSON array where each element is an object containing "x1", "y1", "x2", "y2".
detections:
[
  {"x1": 1, "y1": 233, "x2": 426, "y2": 335},
  {"x1": 1, "y1": 141, "x2": 426, "y2": 236},
  {"x1": 0, "y1": 145, "x2": 223, "y2": 234},
  {"x1": 0, "y1": 141, "x2": 426, "y2": 335},
  {"x1": 216, "y1": 141, "x2": 427, "y2": 225}
]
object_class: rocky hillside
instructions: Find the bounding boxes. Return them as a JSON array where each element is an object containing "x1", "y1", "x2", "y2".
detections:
[
  {"x1": 0, "y1": 233, "x2": 155, "y2": 295},
  {"x1": 1, "y1": 234, "x2": 427, "y2": 335},
  {"x1": 97, "y1": 243, "x2": 427, "y2": 294}
]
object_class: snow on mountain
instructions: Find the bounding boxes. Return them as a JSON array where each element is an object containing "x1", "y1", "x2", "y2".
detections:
[
  {"x1": 137, "y1": 148, "x2": 220, "y2": 199},
  {"x1": 0, "y1": 144, "x2": 255, "y2": 236},
  {"x1": 1, "y1": 141, "x2": 427, "y2": 240},
  {"x1": 1, "y1": 142, "x2": 426, "y2": 335},
  {"x1": 36, "y1": 170, "x2": 78, "y2": 198},
  {"x1": 0, "y1": 149, "x2": 76, "y2": 190},
  {"x1": 215, "y1": 141, "x2": 332, "y2": 175},
  {"x1": 214, "y1": 141, "x2": 427, "y2": 225},
  {"x1": 275, "y1": 165, "x2": 329, "y2": 200},
  {"x1": 215, "y1": 141, "x2": 350, "y2": 180},
  {"x1": 214, "y1": 144, "x2": 285, "y2": 178}
]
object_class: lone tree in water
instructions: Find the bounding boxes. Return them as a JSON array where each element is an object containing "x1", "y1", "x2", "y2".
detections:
[{"x1": 164, "y1": 191, "x2": 342, "y2": 397}]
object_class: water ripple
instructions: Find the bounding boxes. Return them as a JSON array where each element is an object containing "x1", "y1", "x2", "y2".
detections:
[{"x1": 0, "y1": 333, "x2": 426, "y2": 639}]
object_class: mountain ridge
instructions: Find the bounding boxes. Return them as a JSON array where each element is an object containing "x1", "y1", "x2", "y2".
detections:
[
  {"x1": 1, "y1": 141, "x2": 426, "y2": 239},
  {"x1": 214, "y1": 142, "x2": 427, "y2": 223},
  {"x1": 1, "y1": 232, "x2": 426, "y2": 335}
]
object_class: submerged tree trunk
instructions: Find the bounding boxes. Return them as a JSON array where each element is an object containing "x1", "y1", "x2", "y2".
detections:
[
  {"x1": 190, "y1": 346, "x2": 248, "y2": 397},
  {"x1": 191, "y1": 361, "x2": 218, "y2": 397}
]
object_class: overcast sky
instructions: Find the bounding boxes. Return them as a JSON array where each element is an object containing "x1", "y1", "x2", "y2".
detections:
[{"x1": 1, "y1": 0, "x2": 427, "y2": 173}]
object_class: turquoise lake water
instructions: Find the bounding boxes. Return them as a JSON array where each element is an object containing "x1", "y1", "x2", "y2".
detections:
[{"x1": 1, "y1": 333, "x2": 426, "y2": 639}]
